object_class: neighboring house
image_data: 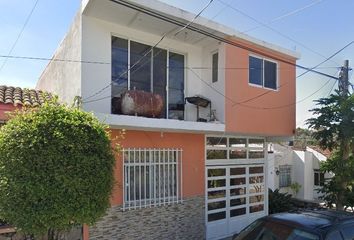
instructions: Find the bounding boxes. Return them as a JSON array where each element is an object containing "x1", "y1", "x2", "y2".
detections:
[
  {"x1": 0, "y1": 85, "x2": 49, "y2": 123},
  {"x1": 268, "y1": 144, "x2": 332, "y2": 201},
  {"x1": 36, "y1": 0, "x2": 299, "y2": 239}
]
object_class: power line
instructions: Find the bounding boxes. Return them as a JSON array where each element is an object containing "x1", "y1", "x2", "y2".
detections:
[
  {"x1": 0, "y1": 0, "x2": 39, "y2": 74},
  {"x1": 106, "y1": 0, "x2": 339, "y2": 82},
  {"x1": 242, "y1": 0, "x2": 325, "y2": 34},
  {"x1": 296, "y1": 41, "x2": 354, "y2": 78},
  {"x1": 83, "y1": 67, "x2": 340, "y2": 111},
  {"x1": 0, "y1": 55, "x2": 341, "y2": 70},
  {"x1": 232, "y1": 42, "x2": 351, "y2": 106},
  {"x1": 82, "y1": 0, "x2": 215, "y2": 102},
  {"x1": 188, "y1": 66, "x2": 339, "y2": 110},
  {"x1": 217, "y1": 0, "x2": 340, "y2": 66}
]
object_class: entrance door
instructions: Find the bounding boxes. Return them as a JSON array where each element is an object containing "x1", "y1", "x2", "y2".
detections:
[{"x1": 206, "y1": 165, "x2": 265, "y2": 240}]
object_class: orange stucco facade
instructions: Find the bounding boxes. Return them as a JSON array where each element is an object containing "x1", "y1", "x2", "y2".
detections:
[
  {"x1": 224, "y1": 38, "x2": 297, "y2": 137},
  {"x1": 109, "y1": 129, "x2": 206, "y2": 206}
]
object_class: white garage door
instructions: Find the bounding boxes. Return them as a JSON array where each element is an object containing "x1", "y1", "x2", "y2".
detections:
[{"x1": 205, "y1": 136, "x2": 267, "y2": 240}]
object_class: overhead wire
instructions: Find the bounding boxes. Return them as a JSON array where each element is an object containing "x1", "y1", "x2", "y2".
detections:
[
  {"x1": 242, "y1": 0, "x2": 325, "y2": 34},
  {"x1": 217, "y1": 0, "x2": 340, "y2": 66},
  {"x1": 0, "y1": 55, "x2": 341, "y2": 71},
  {"x1": 0, "y1": 0, "x2": 40, "y2": 74}
]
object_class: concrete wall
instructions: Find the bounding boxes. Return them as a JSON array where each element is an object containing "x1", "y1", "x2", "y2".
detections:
[
  {"x1": 81, "y1": 15, "x2": 225, "y2": 123},
  {"x1": 303, "y1": 151, "x2": 314, "y2": 200},
  {"x1": 109, "y1": 129, "x2": 205, "y2": 206},
  {"x1": 36, "y1": 12, "x2": 82, "y2": 104},
  {"x1": 200, "y1": 42, "x2": 226, "y2": 123},
  {"x1": 224, "y1": 38, "x2": 296, "y2": 137}
]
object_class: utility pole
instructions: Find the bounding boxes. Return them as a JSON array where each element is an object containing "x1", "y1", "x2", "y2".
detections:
[
  {"x1": 339, "y1": 60, "x2": 349, "y2": 97},
  {"x1": 336, "y1": 59, "x2": 351, "y2": 210}
]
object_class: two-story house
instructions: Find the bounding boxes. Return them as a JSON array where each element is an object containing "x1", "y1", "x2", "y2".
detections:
[{"x1": 36, "y1": 0, "x2": 300, "y2": 239}]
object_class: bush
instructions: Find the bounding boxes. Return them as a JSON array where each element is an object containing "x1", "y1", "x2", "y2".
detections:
[
  {"x1": 0, "y1": 100, "x2": 117, "y2": 238},
  {"x1": 269, "y1": 188, "x2": 294, "y2": 214}
]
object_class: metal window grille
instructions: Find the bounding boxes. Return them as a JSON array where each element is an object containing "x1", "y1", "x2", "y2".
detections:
[
  {"x1": 279, "y1": 165, "x2": 291, "y2": 188},
  {"x1": 123, "y1": 148, "x2": 183, "y2": 210}
]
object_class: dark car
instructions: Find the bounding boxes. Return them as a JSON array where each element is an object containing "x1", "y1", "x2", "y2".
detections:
[{"x1": 233, "y1": 209, "x2": 354, "y2": 240}]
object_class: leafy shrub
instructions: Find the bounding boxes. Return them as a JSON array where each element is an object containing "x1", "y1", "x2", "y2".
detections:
[
  {"x1": 269, "y1": 188, "x2": 294, "y2": 214},
  {"x1": 0, "y1": 100, "x2": 117, "y2": 238}
]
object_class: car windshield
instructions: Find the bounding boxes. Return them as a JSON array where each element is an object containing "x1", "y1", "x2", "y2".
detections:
[{"x1": 234, "y1": 219, "x2": 320, "y2": 240}]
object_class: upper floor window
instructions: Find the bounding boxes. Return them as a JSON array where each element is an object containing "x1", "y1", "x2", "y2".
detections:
[
  {"x1": 249, "y1": 56, "x2": 277, "y2": 90},
  {"x1": 111, "y1": 36, "x2": 185, "y2": 120},
  {"x1": 212, "y1": 52, "x2": 218, "y2": 83}
]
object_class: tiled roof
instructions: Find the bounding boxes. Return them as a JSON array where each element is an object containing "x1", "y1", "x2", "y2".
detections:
[{"x1": 0, "y1": 85, "x2": 51, "y2": 107}]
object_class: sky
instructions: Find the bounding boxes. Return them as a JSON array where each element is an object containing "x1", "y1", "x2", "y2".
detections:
[{"x1": 0, "y1": 0, "x2": 353, "y2": 128}]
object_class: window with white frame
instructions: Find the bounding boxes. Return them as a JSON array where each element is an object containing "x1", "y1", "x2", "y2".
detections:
[
  {"x1": 111, "y1": 36, "x2": 185, "y2": 120},
  {"x1": 279, "y1": 165, "x2": 291, "y2": 187},
  {"x1": 249, "y1": 56, "x2": 277, "y2": 90},
  {"x1": 123, "y1": 148, "x2": 183, "y2": 210},
  {"x1": 212, "y1": 52, "x2": 218, "y2": 83},
  {"x1": 206, "y1": 137, "x2": 265, "y2": 161},
  {"x1": 314, "y1": 170, "x2": 325, "y2": 186}
]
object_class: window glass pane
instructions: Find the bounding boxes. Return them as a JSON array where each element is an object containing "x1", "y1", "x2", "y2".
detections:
[
  {"x1": 264, "y1": 60, "x2": 277, "y2": 90},
  {"x1": 212, "y1": 52, "x2": 218, "y2": 83},
  {"x1": 314, "y1": 172, "x2": 319, "y2": 186},
  {"x1": 208, "y1": 179, "x2": 226, "y2": 188},
  {"x1": 208, "y1": 200, "x2": 226, "y2": 211},
  {"x1": 230, "y1": 198, "x2": 246, "y2": 207},
  {"x1": 279, "y1": 165, "x2": 291, "y2": 187},
  {"x1": 249, "y1": 185, "x2": 264, "y2": 194},
  {"x1": 206, "y1": 137, "x2": 227, "y2": 147},
  {"x1": 250, "y1": 166, "x2": 264, "y2": 174},
  {"x1": 111, "y1": 36, "x2": 128, "y2": 114},
  {"x1": 249, "y1": 56, "x2": 263, "y2": 86},
  {"x1": 208, "y1": 190, "x2": 226, "y2": 199},
  {"x1": 208, "y1": 168, "x2": 226, "y2": 177},
  {"x1": 130, "y1": 41, "x2": 151, "y2": 92},
  {"x1": 230, "y1": 177, "x2": 246, "y2": 186},
  {"x1": 250, "y1": 176, "x2": 264, "y2": 184},
  {"x1": 169, "y1": 52, "x2": 184, "y2": 120},
  {"x1": 229, "y1": 138, "x2": 247, "y2": 147},
  {"x1": 250, "y1": 195, "x2": 264, "y2": 203},
  {"x1": 208, "y1": 211, "x2": 226, "y2": 222},
  {"x1": 230, "y1": 208, "x2": 246, "y2": 217},
  {"x1": 153, "y1": 48, "x2": 167, "y2": 118},
  {"x1": 207, "y1": 150, "x2": 227, "y2": 160},
  {"x1": 249, "y1": 150, "x2": 264, "y2": 158},
  {"x1": 230, "y1": 187, "x2": 246, "y2": 196},
  {"x1": 230, "y1": 167, "x2": 246, "y2": 176},
  {"x1": 250, "y1": 204, "x2": 264, "y2": 213},
  {"x1": 230, "y1": 149, "x2": 247, "y2": 159},
  {"x1": 249, "y1": 139, "x2": 264, "y2": 148}
]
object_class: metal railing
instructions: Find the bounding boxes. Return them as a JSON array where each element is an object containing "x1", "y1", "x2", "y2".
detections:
[{"x1": 123, "y1": 148, "x2": 183, "y2": 210}]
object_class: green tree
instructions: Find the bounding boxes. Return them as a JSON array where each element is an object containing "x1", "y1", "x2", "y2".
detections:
[
  {"x1": 0, "y1": 99, "x2": 117, "y2": 239},
  {"x1": 307, "y1": 91, "x2": 354, "y2": 210}
]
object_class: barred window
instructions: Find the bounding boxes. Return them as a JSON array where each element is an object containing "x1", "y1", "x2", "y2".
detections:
[
  {"x1": 279, "y1": 165, "x2": 291, "y2": 188},
  {"x1": 123, "y1": 148, "x2": 183, "y2": 210}
]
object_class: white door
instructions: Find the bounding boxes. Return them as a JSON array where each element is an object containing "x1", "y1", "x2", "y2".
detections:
[{"x1": 206, "y1": 165, "x2": 266, "y2": 240}]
